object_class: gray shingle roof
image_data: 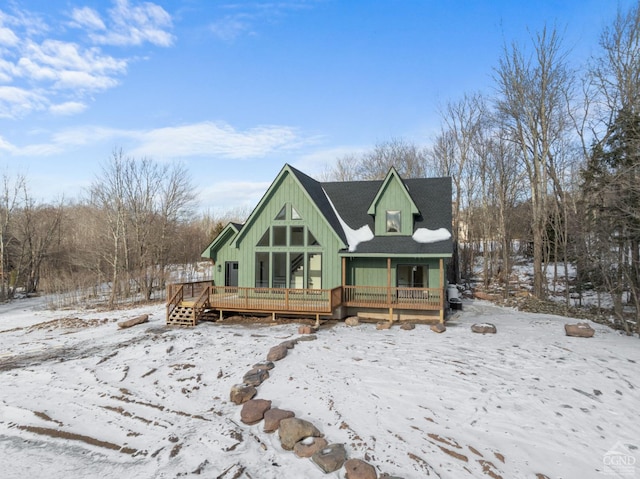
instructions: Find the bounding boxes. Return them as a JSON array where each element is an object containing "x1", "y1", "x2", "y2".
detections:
[{"x1": 289, "y1": 165, "x2": 453, "y2": 256}]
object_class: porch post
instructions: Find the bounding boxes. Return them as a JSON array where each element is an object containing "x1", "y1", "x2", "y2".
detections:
[
  {"x1": 439, "y1": 258, "x2": 445, "y2": 323},
  {"x1": 387, "y1": 257, "x2": 392, "y2": 320}
]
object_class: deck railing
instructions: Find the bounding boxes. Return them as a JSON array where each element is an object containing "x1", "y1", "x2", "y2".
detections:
[
  {"x1": 167, "y1": 281, "x2": 445, "y2": 322},
  {"x1": 343, "y1": 285, "x2": 443, "y2": 310}
]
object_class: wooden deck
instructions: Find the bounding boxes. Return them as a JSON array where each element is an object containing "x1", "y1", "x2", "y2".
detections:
[{"x1": 166, "y1": 281, "x2": 444, "y2": 326}]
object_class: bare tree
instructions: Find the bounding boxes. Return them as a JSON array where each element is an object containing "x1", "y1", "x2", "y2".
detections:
[
  {"x1": 0, "y1": 173, "x2": 25, "y2": 301},
  {"x1": 494, "y1": 25, "x2": 574, "y2": 299}
]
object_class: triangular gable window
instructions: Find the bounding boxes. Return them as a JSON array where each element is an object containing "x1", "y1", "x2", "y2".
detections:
[
  {"x1": 275, "y1": 205, "x2": 286, "y2": 220},
  {"x1": 257, "y1": 229, "x2": 270, "y2": 246},
  {"x1": 308, "y1": 229, "x2": 319, "y2": 246},
  {"x1": 292, "y1": 206, "x2": 302, "y2": 220}
]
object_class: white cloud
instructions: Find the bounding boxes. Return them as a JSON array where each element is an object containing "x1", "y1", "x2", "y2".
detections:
[
  {"x1": 49, "y1": 101, "x2": 87, "y2": 116},
  {"x1": 87, "y1": 0, "x2": 174, "y2": 47},
  {"x1": 209, "y1": 15, "x2": 253, "y2": 42},
  {"x1": 69, "y1": 7, "x2": 106, "y2": 31},
  {"x1": 129, "y1": 121, "x2": 304, "y2": 159},
  {"x1": 0, "y1": 26, "x2": 18, "y2": 47},
  {"x1": 0, "y1": 86, "x2": 47, "y2": 118}
]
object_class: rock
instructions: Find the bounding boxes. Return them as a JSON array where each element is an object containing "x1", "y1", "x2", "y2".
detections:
[
  {"x1": 252, "y1": 361, "x2": 275, "y2": 370},
  {"x1": 400, "y1": 322, "x2": 415, "y2": 330},
  {"x1": 345, "y1": 458, "x2": 378, "y2": 479},
  {"x1": 298, "y1": 325, "x2": 317, "y2": 334},
  {"x1": 293, "y1": 436, "x2": 328, "y2": 458},
  {"x1": 376, "y1": 321, "x2": 392, "y2": 330},
  {"x1": 471, "y1": 323, "x2": 497, "y2": 334},
  {"x1": 240, "y1": 399, "x2": 271, "y2": 425},
  {"x1": 280, "y1": 339, "x2": 297, "y2": 349},
  {"x1": 242, "y1": 367, "x2": 270, "y2": 387},
  {"x1": 229, "y1": 384, "x2": 257, "y2": 405},
  {"x1": 297, "y1": 334, "x2": 317, "y2": 342},
  {"x1": 278, "y1": 418, "x2": 323, "y2": 450},
  {"x1": 263, "y1": 408, "x2": 295, "y2": 433},
  {"x1": 565, "y1": 322, "x2": 595, "y2": 338},
  {"x1": 117, "y1": 314, "x2": 149, "y2": 329},
  {"x1": 267, "y1": 344, "x2": 288, "y2": 361},
  {"x1": 431, "y1": 323, "x2": 446, "y2": 333},
  {"x1": 379, "y1": 474, "x2": 404, "y2": 479},
  {"x1": 311, "y1": 443, "x2": 348, "y2": 473},
  {"x1": 345, "y1": 316, "x2": 360, "y2": 326}
]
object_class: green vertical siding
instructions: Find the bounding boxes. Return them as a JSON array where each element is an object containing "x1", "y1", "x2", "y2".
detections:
[{"x1": 373, "y1": 179, "x2": 415, "y2": 236}]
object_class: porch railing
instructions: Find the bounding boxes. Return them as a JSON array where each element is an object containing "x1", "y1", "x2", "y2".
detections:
[
  {"x1": 208, "y1": 285, "x2": 341, "y2": 313},
  {"x1": 342, "y1": 285, "x2": 443, "y2": 311}
]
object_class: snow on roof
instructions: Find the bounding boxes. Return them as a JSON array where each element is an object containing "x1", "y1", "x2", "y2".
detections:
[
  {"x1": 323, "y1": 188, "x2": 373, "y2": 252},
  {"x1": 412, "y1": 227, "x2": 451, "y2": 244}
]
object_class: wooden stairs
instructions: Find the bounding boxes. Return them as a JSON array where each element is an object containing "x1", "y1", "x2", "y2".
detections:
[{"x1": 166, "y1": 304, "x2": 218, "y2": 326}]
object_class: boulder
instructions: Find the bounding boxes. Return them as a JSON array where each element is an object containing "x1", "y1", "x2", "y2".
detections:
[
  {"x1": 278, "y1": 418, "x2": 323, "y2": 450},
  {"x1": 267, "y1": 344, "x2": 288, "y2": 361},
  {"x1": 242, "y1": 367, "x2": 270, "y2": 387},
  {"x1": 345, "y1": 458, "x2": 378, "y2": 479},
  {"x1": 240, "y1": 399, "x2": 271, "y2": 425},
  {"x1": 280, "y1": 339, "x2": 297, "y2": 349},
  {"x1": 431, "y1": 323, "x2": 446, "y2": 333},
  {"x1": 252, "y1": 361, "x2": 275, "y2": 370},
  {"x1": 379, "y1": 475, "x2": 404, "y2": 479},
  {"x1": 117, "y1": 314, "x2": 149, "y2": 329},
  {"x1": 565, "y1": 322, "x2": 595, "y2": 338},
  {"x1": 297, "y1": 334, "x2": 317, "y2": 342},
  {"x1": 400, "y1": 322, "x2": 415, "y2": 330},
  {"x1": 298, "y1": 325, "x2": 318, "y2": 335},
  {"x1": 345, "y1": 316, "x2": 360, "y2": 327},
  {"x1": 311, "y1": 443, "x2": 348, "y2": 473},
  {"x1": 376, "y1": 321, "x2": 392, "y2": 330},
  {"x1": 471, "y1": 323, "x2": 497, "y2": 334},
  {"x1": 229, "y1": 384, "x2": 257, "y2": 405},
  {"x1": 293, "y1": 436, "x2": 328, "y2": 458},
  {"x1": 263, "y1": 408, "x2": 295, "y2": 433}
]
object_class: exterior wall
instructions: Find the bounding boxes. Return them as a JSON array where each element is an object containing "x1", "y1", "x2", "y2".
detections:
[
  {"x1": 215, "y1": 170, "x2": 345, "y2": 289},
  {"x1": 372, "y1": 176, "x2": 415, "y2": 236},
  {"x1": 345, "y1": 257, "x2": 444, "y2": 288},
  {"x1": 210, "y1": 231, "x2": 240, "y2": 286}
]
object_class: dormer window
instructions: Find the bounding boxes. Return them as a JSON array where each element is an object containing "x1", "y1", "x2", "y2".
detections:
[{"x1": 386, "y1": 210, "x2": 401, "y2": 233}]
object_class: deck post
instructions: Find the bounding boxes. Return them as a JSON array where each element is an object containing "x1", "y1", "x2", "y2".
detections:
[{"x1": 439, "y1": 258, "x2": 445, "y2": 323}]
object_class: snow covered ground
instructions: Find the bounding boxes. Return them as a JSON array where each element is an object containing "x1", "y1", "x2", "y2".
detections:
[{"x1": 0, "y1": 298, "x2": 639, "y2": 479}]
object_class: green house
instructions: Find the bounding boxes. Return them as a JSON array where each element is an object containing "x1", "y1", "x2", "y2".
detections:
[{"x1": 168, "y1": 164, "x2": 452, "y2": 325}]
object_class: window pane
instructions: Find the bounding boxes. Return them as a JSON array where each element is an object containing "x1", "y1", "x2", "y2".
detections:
[
  {"x1": 275, "y1": 205, "x2": 286, "y2": 220},
  {"x1": 308, "y1": 229, "x2": 319, "y2": 246},
  {"x1": 272, "y1": 253, "x2": 287, "y2": 288},
  {"x1": 273, "y1": 226, "x2": 287, "y2": 246},
  {"x1": 257, "y1": 228, "x2": 270, "y2": 246},
  {"x1": 291, "y1": 206, "x2": 302, "y2": 220},
  {"x1": 386, "y1": 210, "x2": 401, "y2": 233},
  {"x1": 255, "y1": 253, "x2": 269, "y2": 288},
  {"x1": 291, "y1": 226, "x2": 304, "y2": 246},
  {"x1": 308, "y1": 253, "x2": 322, "y2": 289},
  {"x1": 290, "y1": 252, "x2": 304, "y2": 288}
]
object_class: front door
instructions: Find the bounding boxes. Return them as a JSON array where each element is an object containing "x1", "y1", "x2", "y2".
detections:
[{"x1": 225, "y1": 261, "x2": 238, "y2": 287}]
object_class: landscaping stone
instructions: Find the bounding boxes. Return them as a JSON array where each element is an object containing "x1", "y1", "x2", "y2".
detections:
[
  {"x1": 242, "y1": 367, "x2": 269, "y2": 387},
  {"x1": 293, "y1": 436, "x2": 328, "y2": 458},
  {"x1": 471, "y1": 323, "x2": 497, "y2": 334},
  {"x1": 345, "y1": 458, "x2": 378, "y2": 479},
  {"x1": 400, "y1": 322, "x2": 415, "y2": 330},
  {"x1": 252, "y1": 361, "x2": 275, "y2": 370},
  {"x1": 311, "y1": 443, "x2": 348, "y2": 473},
  {"x1": 229, "y1": 384, "x2": 257, "y2": 405},
  {"x1": 240, "y1": 399, "x2": 272, "y2": 425},
  {"x1": 278, "y1": 417, "x2": 323, "y2": 450},
  {"x1": 379, "y1": 474, "x2": 404, "y2": 479},
  {"x1": 267, "y1": 344, "x2": 288, "y2": 361},
  {"x1": 345, "y1": 316, "x2": 360, "y2": 326},
  {"x1": 431, "y1": 323, "x2": 446, "y2": 333},
  {"x1": 376, "y1": 321, "x2": 392, "y2": 330},
  {"x1": 297, "y1": 334, "x2": 317, "y2": 342},
  {"x1": 565, "y1": 322, "x2": 595, "y2": 338},
  {"x1": 298, "y1": 325, "x2": 317, "y2": 334},
  {"x1": 280, "y1": 339, "x2": 297, "y2": 349},
  {"x1": 263, "y1": 408, "x2": 295, "y2": 433}
]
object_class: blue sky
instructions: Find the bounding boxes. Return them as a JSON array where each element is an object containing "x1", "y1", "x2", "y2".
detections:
[{"x1": 0, "y1": 0, "x2": 634, "y2": 214}]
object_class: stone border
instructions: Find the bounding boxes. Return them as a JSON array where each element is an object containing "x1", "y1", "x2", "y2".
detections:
[{"x1": 230, "y1": 323, "x2": 403, "y2": 479}]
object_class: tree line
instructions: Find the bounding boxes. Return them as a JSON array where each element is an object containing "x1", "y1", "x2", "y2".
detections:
[
  {"x1": 325, "y1": 4, "x2": 640, "y2": 334},
  {"x1": 1, "y1": 4, "x2": 639, "y2": 335}
]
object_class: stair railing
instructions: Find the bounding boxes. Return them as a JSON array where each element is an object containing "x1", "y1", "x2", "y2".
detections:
[
  {"x1": 166, "y1": 285, "x2": 184, "y2": 323},
  {"x1": 192, "y1": 285, "x2": 211, "y2": 325}
]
